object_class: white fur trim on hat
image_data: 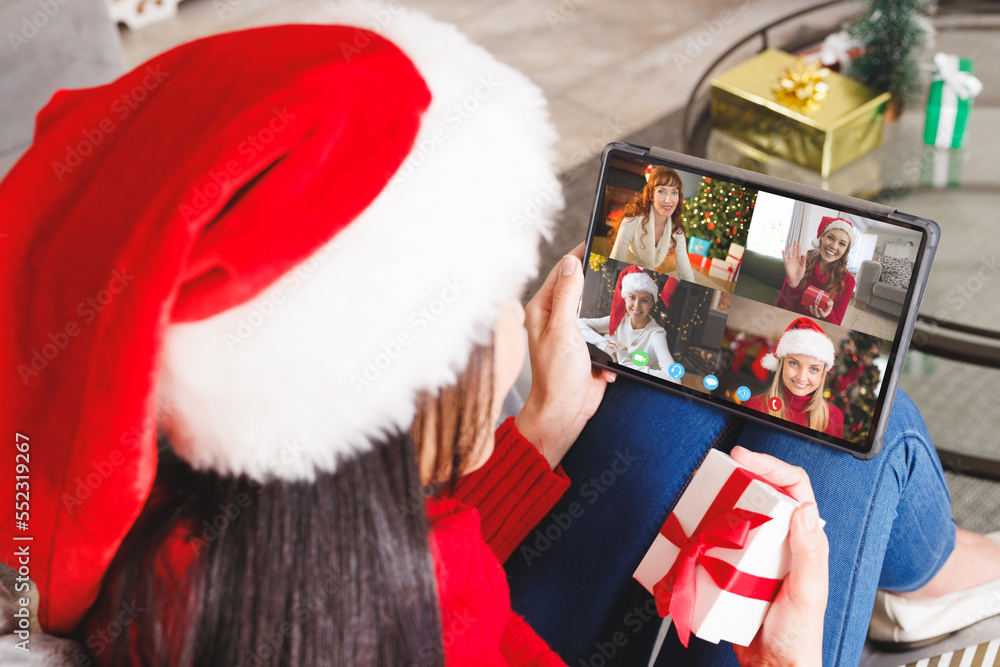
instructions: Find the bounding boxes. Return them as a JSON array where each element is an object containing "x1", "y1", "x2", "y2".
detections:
[
  {"x1": 759, "y1": 353, "x2": 780, "y2": 371},
  {"x1": 157, "y1": 3, "x2": 562, "y2": 482},
  {"x1": 759, "y1": 328, "x2": 835, "y2": 372},
  {"x1": 621, "y1": 272, "x2": 659, "y2": 302},
  {"x1": 811, "y1": 219, "x2": 854, "y2": 248}
]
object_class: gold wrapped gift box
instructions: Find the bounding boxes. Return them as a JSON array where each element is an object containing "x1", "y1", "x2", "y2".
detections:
[{"x1": 710, "y1": 49, "x2": 891, "y2": 177}]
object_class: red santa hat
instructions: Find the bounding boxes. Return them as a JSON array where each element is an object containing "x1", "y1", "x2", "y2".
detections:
[
  {"x1": 621, "y1": 270, "x2": 660, "y2": 302},
  {"x1": 609, "y1": 266, "x2": 677, "y2": 335},
  {"x1": 760, "y1": 317, "x2": 836, "y2": 371},
  {"x1": 812, "y1": 216, "x2": 854, "y2": 248},
  {"x1": 0, "y1": 9, "x2": 560, "y2": 633}
]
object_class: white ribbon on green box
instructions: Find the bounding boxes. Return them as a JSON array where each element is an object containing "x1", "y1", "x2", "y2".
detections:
[
  {"x1": 923, "y1": 52, "x2": 982, "y2": 149},
  {"x1": 920, "y1": 147, "x2": 963, "y2": 188}
]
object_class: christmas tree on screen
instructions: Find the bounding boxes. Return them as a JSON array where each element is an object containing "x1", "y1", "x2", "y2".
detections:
[
  {"x1": 826, "y1": 333, "x2": 882, "y2": 443},
  {"x1": 681, "y1": 177, "x2": 756, "y2": 260}
]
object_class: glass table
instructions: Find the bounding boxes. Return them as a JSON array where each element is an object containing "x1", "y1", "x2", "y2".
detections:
[{"x1": 684, "y1": 6, "x2": 1000, "y2": 477}]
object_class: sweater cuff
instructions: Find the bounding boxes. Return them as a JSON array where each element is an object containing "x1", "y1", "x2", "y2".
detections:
[{"x1": 444, "y1": 417, "x2": 570, "y2": 563}]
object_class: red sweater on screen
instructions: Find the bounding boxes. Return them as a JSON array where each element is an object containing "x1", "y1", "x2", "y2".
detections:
[
  {"x1": 775, "y1": 261, "x2": 856, "y2": 326},
  {"x1": 429, "y1": 417, "x2": 571, "y2": 666},
  {"x1": 744, "y1": 389, "x2": 845, "y2": 439}
]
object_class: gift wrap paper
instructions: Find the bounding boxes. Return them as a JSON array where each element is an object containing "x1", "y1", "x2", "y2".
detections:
[
  {"x1": 920, "y1": 147, "x2": 963, "y2": 188},
  {"x1": 634, "y1": 449, "x2": 798, "y2": 648},
  {"x1": 923, "y1": 54, "x2": 977, "y2": 150},
  {"x1": 705, "y1": 129, "x2": 883, "y2": 199},
  {"x1": 801, "y1": 285, "x2": 833, "y2": 311},
  {"x1": 710, "y1": 49, "x2": 890, "y2": 177}
]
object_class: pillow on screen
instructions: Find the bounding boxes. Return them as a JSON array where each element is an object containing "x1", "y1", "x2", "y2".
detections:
[{"x1": 877, "y1": 256, "x2": 913, "y2": 288}]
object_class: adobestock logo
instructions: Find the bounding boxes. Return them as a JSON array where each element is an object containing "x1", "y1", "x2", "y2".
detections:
[
  {"x1": 84, "y1": 601, "x2": 145, "y2": 658},
  {"x1": 7, "y1": 0, "x2": 70, "y2": 53},
  {"x1": 50, "y1": 66, "x2": 170, "y2": 182},
  {"x1": 511, "y1": 180, "x2": 562, "y2": 234},
  {"x1": 178, "y1": 107, "x2": 297, "y2": 224},
  {"x1": 351, "y1": 278, "x2": 467, "y2": 394},
  {"x1": 223, "y1": 240, "x2": 334, "y2": 352},
  {"x1": 17, "y1": 268, "x2": 135, "y2": 386},
  {"x1": 519, "y1": 449, "x2": 637, "y2": 566},
  {"x1": 381, "y1": 76, "x2": 504, "y2": 194}
]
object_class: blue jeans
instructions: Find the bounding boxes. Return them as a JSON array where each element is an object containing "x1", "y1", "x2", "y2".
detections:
[{"x1": 504, "y1": 379, "x2": 956, "y2": 666}]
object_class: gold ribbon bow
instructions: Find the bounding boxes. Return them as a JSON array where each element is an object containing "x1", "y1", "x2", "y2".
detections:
[{"x1": 773, "y1": 58, "x2": 831, "y2": 110}]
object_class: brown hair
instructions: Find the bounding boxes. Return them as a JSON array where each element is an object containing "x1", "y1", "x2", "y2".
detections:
[
  {"x1": 618, "y1": 166, "x2": 686, "y2": 253},
  {"x1": 763, "y1": 356, "x2": 829, "y2": 432},
  {"x1": 805, "y1": 229, "x2": 852, "y2": 303},
  {"x1": 411, "y1": 342, "x2": 495, "y2": 486},
  {"x1": 96, "y1": 343, "x2": 496, "y2": 667}
]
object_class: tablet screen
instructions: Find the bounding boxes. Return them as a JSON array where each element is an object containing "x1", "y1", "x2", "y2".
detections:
[{"x1": 580, "y1": 148, "x2": 928, "y2": 455}]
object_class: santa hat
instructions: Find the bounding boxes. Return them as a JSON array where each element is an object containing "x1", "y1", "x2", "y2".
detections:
[
  {"x1": 0, "y1": 10, "x2": 560, "y2": 633},
  {"x1": 609, "y1": 266, "x2": 677, "y2": 335},
  {"x1": 760, "y1": 317, "x2": 836, "y2": 371},
  {"x1": 812, "y1": 216, "x2": 854, "y2": 248},
  {"x1": 621, "y1": 270, "x2": 660, "y2": 302}
]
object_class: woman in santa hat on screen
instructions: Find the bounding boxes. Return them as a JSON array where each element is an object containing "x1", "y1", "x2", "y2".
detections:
[
  {"x1": 743, "y1": 318, "x2": 845, "y2": 438},
  {"x1": 577, "y1": 266, "x2": 679, "y2": 382},
  {"x1": 777, "y1": 216, "x2": 856, "y2": 325},
  {"x1": 609, "y1": 166, "x2": 696, "y2": 283},
  {"x1": 3, "y1": 5, "x2": 1000, "y2": 667}
]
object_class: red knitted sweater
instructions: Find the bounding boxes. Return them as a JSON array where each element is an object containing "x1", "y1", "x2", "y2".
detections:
[
  {"x1": 775, "y1": 261, "x2": 856, "y2": 326},
  {"x1": 744, "y1": 389, "x2": 845, "y2": 439},
  {"x1": 428, "y1": 417, "x2": 571, "y2": 666},
  {"x1": 81, "y1": 418, "x2": 571, "y2": 666}
]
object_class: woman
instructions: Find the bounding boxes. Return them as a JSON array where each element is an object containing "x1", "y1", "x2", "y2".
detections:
[
  {"x1": 777, "y1": 217, "x2": 857, "y2": 325},
  {"x1": 577, "y1": 267, "x2": 677, "y2": 382},
  {"x1": 742, "y1": 317, "x2": 845, "y2": 438},
  {"x1": 609, "y1": 166, "x2": 696, "y2": 283},
  {"x1": 3, "y1": 12, "x2": 1000, "y2": 667}
]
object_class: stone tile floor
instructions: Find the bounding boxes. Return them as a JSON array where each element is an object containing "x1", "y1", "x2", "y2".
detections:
[{"x1": 115, "y1": 0, "x2": 846, "y2": 169}]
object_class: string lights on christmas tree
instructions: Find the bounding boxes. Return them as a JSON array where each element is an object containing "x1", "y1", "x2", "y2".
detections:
[
  {"x1": 682, "y1": 177, "x2": 757, "y2": 260},
  {"x1": 825, "y1": 333, "x2": 883, "y2": 443}
]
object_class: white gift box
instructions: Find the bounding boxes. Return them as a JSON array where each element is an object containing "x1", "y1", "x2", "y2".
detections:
[
  {"x1": 707, "y1": 243, "x2": 744, "y2": 282},
  {"x1": 633, "y1": 449, "x2": 800, "y2": 648}
]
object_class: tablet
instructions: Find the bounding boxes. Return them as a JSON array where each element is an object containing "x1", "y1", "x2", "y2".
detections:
[{"x1": 579, "y1": 143, "x2": 939, "y2": 459}]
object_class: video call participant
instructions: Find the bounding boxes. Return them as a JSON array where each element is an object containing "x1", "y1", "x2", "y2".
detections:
[
  {"x1": 578, "y1": 266, "x2": 678, "y2": 382},
  {"x1": 778, "y1": 217, "x2": 856, "y2": 325},
  {"x1": 743, "y1": 317, "x2": 845, "y2": 438},
  {"x1": 609, "y1": 166, "x2": 695, "y2": 283}
]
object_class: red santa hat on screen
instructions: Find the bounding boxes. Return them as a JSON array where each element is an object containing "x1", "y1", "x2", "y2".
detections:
[
  {"x1": 812, "y1": 216, "x2": 854, "y2": 248},
  {"x1": 0, "y1": 8, "x2": 561, "y2": 633},
  {"x1": 760, "y1": 317, "x2": 836, "y2": 371},
  {"x1": 609, "y1": 266, "x2": 678, "y2": 335}
]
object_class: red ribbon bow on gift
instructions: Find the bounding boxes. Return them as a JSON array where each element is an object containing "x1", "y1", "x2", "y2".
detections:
[{"x1": 651, "y1": 466, "x2": 793, "y2": 648}]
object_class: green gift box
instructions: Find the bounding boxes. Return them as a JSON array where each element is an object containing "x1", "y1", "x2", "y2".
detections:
[
  {"x1": 919, "y1": 147, "x2": 963, "y2": 189},
  {"x1": 923, "y1": 53, "x2": 982, "y2": 149}
]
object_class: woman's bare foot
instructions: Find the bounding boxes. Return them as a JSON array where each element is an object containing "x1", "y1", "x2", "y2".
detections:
[{"x1": 898, "y1": 529, "x2": 1000, "y2": 600}]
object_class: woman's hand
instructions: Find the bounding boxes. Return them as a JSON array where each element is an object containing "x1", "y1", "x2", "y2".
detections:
[
  {"x1": 604, "y1": 340, "x2": 627, "y2": 356},
  {"x1": 730, "y1": 447, "x2": 828, "y2": 667},
  {"x1": 782, "y1": 242, "x2": 807, "y2": 289},
  {"x1": 515, "y1": 243, "x2": 616, "y2": 469},
  {"x1": 807, "y1": 301, "x2": 833, "y2": 320}
]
